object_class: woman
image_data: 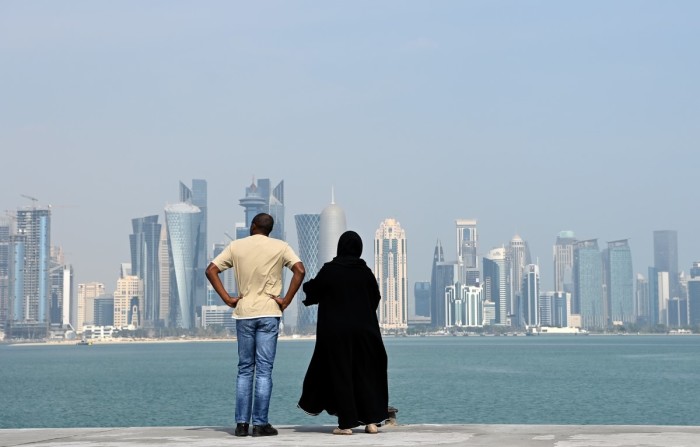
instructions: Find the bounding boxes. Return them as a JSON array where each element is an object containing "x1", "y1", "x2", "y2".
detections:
[{"x1": 297, "y1": 230, "x2": 389, "y2": 435}]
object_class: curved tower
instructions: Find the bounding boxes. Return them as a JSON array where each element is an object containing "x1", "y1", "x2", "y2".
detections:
[
  {"x1": 318, "y1": 191, "x2": 346, "y2": 268},
  {"x1": 165, "y1": 202, "x2": 202, "y2": 329}
]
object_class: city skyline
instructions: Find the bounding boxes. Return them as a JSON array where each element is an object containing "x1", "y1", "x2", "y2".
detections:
[{"x1": 2, "y1": 2, "x2": 698, "y2": 296}]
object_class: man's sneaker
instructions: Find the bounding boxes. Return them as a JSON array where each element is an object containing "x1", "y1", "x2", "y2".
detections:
[
  {"x1": 252, "y1": 424, "x2": 278, "y2": 437},
  {"x1": 234, "y1": 423, "x2": 249, "y2": 437}
]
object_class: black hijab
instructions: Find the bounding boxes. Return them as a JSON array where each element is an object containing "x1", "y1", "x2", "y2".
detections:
[{"x1": 331, "y1": 231, "x2": 365, "y2": 266}]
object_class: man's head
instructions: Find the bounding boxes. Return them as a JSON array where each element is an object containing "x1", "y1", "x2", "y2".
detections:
[{"x1": 250, "y1": 213, "x2": 274, "y2": 236}]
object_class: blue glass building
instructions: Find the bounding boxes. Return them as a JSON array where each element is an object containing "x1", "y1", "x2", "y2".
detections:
[
  {"x1": 130, "y1": 215, "x2": 161, "y2": 326},
  {"x1": 165, "y1": 202, "x2": 202, "y2": 329},
  {"x1": 606, "y1": 239, "x2": 634, "y2": 325},
  {"x1": 574, "y1": 239, "x2": 604, "y2": 329}
]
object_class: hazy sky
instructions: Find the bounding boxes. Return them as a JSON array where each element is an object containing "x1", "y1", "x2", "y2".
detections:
[{"x1": 2, "y1": 1, "x2": 699, "y2": 293}]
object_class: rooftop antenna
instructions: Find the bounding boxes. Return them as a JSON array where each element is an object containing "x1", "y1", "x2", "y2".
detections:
[{"x1": 331, "y1": 186, "x2": 335, "y2": 205}]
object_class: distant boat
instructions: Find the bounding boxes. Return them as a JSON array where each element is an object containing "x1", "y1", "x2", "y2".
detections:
[
  {"x1": 77, "y1": 339, "x2": 92, "y2": 346},
  {"x1": 527, "y1": 326, "x2": 588, "y2": 336}
]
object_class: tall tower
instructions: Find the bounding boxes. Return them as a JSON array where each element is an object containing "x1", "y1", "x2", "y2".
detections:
[
  {"x1": 294, "y1": 213, "x2": 321, "y2": 334},
  {"x1": 521, "y1": 264, "x2": 540, "y2": 327},
  {"x1": 455, "y1": 219, "x2": 479, "y2": 285},
  {"x1": 606, "y1": 239, "x2": 634, "y2": 325},
  {"x1": 483, "y1": 246, "x2": 510, "y2": 325},
  {"x1": 653, "y1": 230, "x2": 679, "y2": 299},
  {"x1": 573, "y1": 239, "x2": 603, "y2": 329},
  {"x1": 0, "y1": 218, "x2": 10, "y2": 329},
  {"x1": 318, "y1": 191, "x2": 346, "y2": 267},
  {"x1": 430, "y1": 240, "x2": 453, "y2": 328},
  {"x1": 15, "y1": 207, "x2": 51, "y2": 324},
  {"x1": 158, "y1": 225, "x2": 171, "y2": 327},
  {"x1": 553, "y1": 231, "x2": 576, "y2": 293},
  {"x1": 375, "y1": 218, "x2": 408, "y2": 332},
  {"x1": 237, "y1": 178, "x2": 284, "y2": 240},
  {"x1": 509, "y1": 235, "x2": 531, "y2": 316},
  {"x1": 165, "y1": 202, "x2": 202, "y2": 329},
  {"x1": 130, "y1": 215, "x2": 161, "y2": 326},
  {"x1": 181, "y1": 180, "x2": 207, "y2": 312}
]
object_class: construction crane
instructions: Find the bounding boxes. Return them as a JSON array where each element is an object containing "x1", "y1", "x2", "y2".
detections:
[{"x1": 20, "y1": 194, "x2": 39, "y2": 207}]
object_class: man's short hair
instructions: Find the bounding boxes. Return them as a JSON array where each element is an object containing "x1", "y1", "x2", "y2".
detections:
[{"x1": 252, "y1": 213, "x2": 274, "y2": 235}]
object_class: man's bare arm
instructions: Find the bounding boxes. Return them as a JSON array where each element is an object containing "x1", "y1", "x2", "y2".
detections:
[
  {"x1": 205, "y1": 263, "x2": 239, "y2": 308},
  {"x1": 274, "y1": 262, "x2": 305, "y2": 311}
]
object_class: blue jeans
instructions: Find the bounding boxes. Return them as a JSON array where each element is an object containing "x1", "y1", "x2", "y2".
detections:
[{"x1": 235, "y1": 317, "x2": 280, "y2": 426}]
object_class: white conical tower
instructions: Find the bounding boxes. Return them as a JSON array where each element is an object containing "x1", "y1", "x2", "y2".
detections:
[{"x1": 318, "y1": 187, "x2": 347, "y2": 268}]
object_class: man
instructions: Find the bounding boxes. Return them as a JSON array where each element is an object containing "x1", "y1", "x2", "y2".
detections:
[{"x1": 206, "y1": 213, "x2": 305, "y2": 437}]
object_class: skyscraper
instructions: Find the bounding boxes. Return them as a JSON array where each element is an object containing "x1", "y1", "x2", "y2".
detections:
[
  {"x1": 654, "y1": 230, "x2": 679, "y2": 299},
  {"x1": 375, "y1": 218, "x2": 408, "y2": 332},
  {"x1": 573, "y1": 239, "x2": 604, "y2": 329},
  {"x1": 294, "y1": 213, "x2": 321, "y2": 334},
  {"x1": 0, "y1": 218, "x2": 10, "y2": 329},
  {"x1": 413, "y1": 281, "x2": 431, "y2": 320},
  {"x1": 181, "y1": 180, "x2": 207, "y2": 312},
  {"x1": 606, "y1": 239, "x2": 634, "y2": 325},
  {"x1": 521, "y1": 264, "x2": 540, "y2": 327},
  {"x1": 553, "y1": 231, "x2": 576, "y2": 293},
  {"x1": 165, "y1": 202, "x2": 202, "y2": 329},
  {"x1": 158, "y1": 226, "x2": 171, "y2": 327},
  {"x1": 455, "y1": 219, "x2": 479, "y2": 286},
  {"x1": 509, "y1": 235, "x2": 531, "y2": 317},
  {"x1": 238, "y1": 178, "x2": 284, "y2": 240},
  {"x1": 688, "y1": 263, "x2": 700, "y2": 327},
  {"x1": 14, "y1": 207, "x2": 51, "y2": 324},
  {"x1": 130, "y1": 215, "x2": 161, "y2": 326},
  {"x1": 483, "y1": 246, "x2": 509, "y2": 325},
  {"x1": 318, "y1": 192, "x2": 346, "y2": 267},
  {"x1": 635, "y1": 274, "x2": 649, "y2": 325},
  {"x1": 430, "y1": 240, "x2": 446, "y2": 327}
]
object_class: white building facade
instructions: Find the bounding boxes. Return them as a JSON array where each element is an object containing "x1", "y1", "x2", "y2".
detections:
[{"x1": 374, "y1": 218, "x2": 408, "y2": 332}]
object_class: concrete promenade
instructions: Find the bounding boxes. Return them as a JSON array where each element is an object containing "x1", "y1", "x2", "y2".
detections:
[{"x1": 3, "y1": 424, "x2": 700, "y2": 447}]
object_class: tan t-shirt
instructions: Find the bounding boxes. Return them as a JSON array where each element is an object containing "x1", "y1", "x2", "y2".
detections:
[{"x1": 211, "y1": 234, "x2": 301, "y2": 319}]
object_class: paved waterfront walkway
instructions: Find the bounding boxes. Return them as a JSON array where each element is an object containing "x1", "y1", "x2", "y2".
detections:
[{"x1": 3, "y1": 424, "x2": 700, "y2": 447}]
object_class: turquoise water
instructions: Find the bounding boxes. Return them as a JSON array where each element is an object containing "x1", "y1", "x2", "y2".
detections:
[{"x1": 1, "y1": 335, "x2": 699, "y2": 428}]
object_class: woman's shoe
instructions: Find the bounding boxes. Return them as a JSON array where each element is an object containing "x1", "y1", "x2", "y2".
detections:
[
  {"x1": 364, "y1": 423, "x2": 378, "y2": 434},
  {"x1": 333, "y1": 427, "x2": 353, "y2": 435}
]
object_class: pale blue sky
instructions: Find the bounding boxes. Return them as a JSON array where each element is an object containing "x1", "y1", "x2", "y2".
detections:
[{"x1": 1, "y1": 1, "x2": 698, "y2": 291}]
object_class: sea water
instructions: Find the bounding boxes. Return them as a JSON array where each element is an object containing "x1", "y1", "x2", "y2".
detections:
[{"x1": 1, "y1": 335, "x2": 699, "y2": 428}]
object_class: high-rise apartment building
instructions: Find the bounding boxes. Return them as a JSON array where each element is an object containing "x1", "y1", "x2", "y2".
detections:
[
  {"x1": 13, "y1": 207, "x2": 51, "y2": 324},
  {"x1": 654, "y1": 230, "x2": 679, "y2": 299},
  {"x1": 553, "y1": 231, "x2": 576, "y2": 293},
  {"x1": 61, "y1": 265, "x2": 75, "y2": 329},
  {"x1": 294, "y1": 213, "x2": 321, "y2": 334},
  {"x1": 606, "y1": 240, "x2": 634, "y2": 325},
  {"x1": 165, "y1": 202, "x2": 202, "y2": 329},
  {"x1": 130, "y1": 215, "x2": 161, "y2": 326},
  {"x1": 114, "y1": 275, "x2": 143, "y2": 329},
  {"x1": 574, "y1": 239, "x2": 604, "y2": 329},
  {"x1": 483, "y1": 246, "x2": 510, "y2": 325},
  {"x1": 445, "y1": 282, "x2": 483, "y2": 328},
  {"x1": 375, "y1": 218, "x2": 408, "y2": 332}
]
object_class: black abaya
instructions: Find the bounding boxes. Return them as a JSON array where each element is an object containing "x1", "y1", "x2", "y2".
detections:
[{"x1": 297, "y1": 232, "x2": 389, "y2": 430}]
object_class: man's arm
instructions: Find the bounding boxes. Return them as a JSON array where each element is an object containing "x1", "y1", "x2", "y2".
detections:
[
  {"x1": 205, "y1": 262, "x2": 239, "y2": 308},
  {"x1": 274, "y1": 261, "x2": 305, "y2": 311}
]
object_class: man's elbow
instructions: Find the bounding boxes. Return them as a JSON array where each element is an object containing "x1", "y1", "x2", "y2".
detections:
[{"x1": 205, "y1": 263, "x2": 219, "y2": 278}]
